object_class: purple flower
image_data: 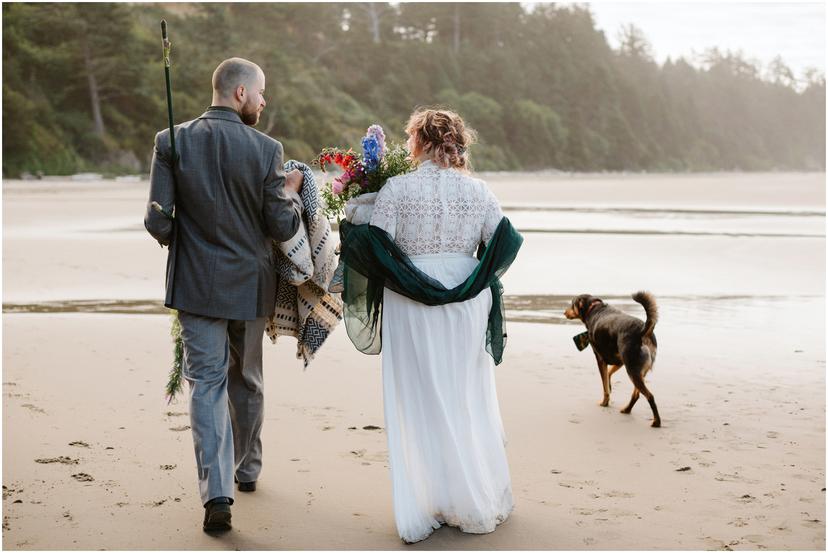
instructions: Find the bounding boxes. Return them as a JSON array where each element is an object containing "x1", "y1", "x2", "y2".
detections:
[
  {"x1": 366, "y1": 124, "x2": 386, "y2": 157},
  {"x1": 362, "y1": 135, "x2": 380, "y2": 172}
]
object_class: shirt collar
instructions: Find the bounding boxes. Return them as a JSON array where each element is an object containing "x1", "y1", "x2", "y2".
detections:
[
  {"x1": 200, "y1": 106, "x2": 244, "y2": 124},
  {"x1": 207, "y1": 105, "x2": 241, "y2": 116}
]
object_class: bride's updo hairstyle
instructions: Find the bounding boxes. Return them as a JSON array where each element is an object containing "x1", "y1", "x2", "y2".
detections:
[{"x1": 405, "y1": 108, "x2": 477, "y2": 171}]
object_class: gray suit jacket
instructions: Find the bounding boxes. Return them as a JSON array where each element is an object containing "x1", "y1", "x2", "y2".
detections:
[{"x1": 145, "y1": 107, "x2": 303, "y2": 321}]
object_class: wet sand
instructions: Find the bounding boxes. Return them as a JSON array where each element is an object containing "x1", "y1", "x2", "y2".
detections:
[{"x1": 3, "y1": 173, "x2": 825, "y2": 549}]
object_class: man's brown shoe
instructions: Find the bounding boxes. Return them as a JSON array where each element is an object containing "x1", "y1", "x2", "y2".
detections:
[{"x1": 203, "y1": 497, "x2": 232, "y2": 532}]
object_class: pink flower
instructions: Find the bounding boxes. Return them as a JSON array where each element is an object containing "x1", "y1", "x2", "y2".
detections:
[{"x1": 332, "y1": 177, "x2": 346, "y2": 195}]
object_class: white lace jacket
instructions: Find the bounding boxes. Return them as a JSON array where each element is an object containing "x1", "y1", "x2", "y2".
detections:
[{"x1": 369, "y1": 160, "x2": 504, "y2": 257}]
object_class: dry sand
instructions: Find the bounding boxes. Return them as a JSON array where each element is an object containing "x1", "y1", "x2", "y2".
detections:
[
  {"x1": 3, "y1": 314, "x2": 824, "y2": 550},
  {"x1": 2, "y1": 173, "x2": 825, "y2": 550}
]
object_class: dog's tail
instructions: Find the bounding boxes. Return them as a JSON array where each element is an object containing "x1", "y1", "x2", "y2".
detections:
[{"x1": 632, "y1": 291, "x2": 658, "y2": 338}]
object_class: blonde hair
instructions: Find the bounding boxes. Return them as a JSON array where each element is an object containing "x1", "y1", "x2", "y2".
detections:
[{"x1": 405, "y1": 108, "x2": 477, "y2": 171}]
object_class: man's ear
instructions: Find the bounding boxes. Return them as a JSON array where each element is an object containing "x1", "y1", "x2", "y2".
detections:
[{"x1": 235, "y1": 84, "x2": 246, "y2": 102}]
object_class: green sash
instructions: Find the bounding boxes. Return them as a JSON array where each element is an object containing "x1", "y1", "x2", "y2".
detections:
[{"x1": 339, "y1": 217, "x2": 523, "y2": 365}]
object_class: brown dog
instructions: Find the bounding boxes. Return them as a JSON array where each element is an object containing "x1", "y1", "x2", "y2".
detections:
[{"x1": 564, "y1": 291, "x2": 661, "y2": 427}]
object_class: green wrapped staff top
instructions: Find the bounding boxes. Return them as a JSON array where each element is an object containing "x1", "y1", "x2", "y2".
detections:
[{"x1": 339, "y1": 217, "x2": 523, "y2": 365}]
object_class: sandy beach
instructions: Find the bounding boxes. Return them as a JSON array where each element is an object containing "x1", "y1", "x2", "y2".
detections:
[{"x1": 3, "y1": 172, "x2": 825, "y2": 550}]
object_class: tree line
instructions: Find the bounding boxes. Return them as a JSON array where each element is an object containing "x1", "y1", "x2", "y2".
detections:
[{"x1": 2, "y1": 2, "x2": 825, "y2": 177}]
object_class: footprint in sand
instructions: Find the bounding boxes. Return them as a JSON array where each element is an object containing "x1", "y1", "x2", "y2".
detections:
[
  {"x1": 703, "y1": 536, "x2": 740, "y2": 550},
  {"x1": 169, "y1": 425, "x2": 190, "y2": 432},
  {"x1": 766, "y1": 431, "x2": 780, "y2": 439},
  {"x1": 728, "y1": 517, "x2": 749, "y2": 527},
  {"x1": 603, "y1": 490, "x2": 635, "y2": 498},
  {"x1": 71, "y1": 473, "x2": 94, "y2": 482},
  {"x1": 68, "y1": 441, "x2": 90, "y2": 448},
  {"x1": 160, "y1": 464, "x2": 176, "y2": 471},
  {"x1": 716, "y1": 472, "x2": 760, "y2": 484},
  {"x1": 347, "y1": 449, "x2": 387, "y2": 463},
  {"x1": 572, "y1": 507, "x2": 608, "y2": 516},
  {"x1": 560, "y1": 479, "x2": 596, "y2": 490},
  {"x1": 35, "y1": 456, "x2": 78, "y2": 465},
  {"x1": 742, "y1": 534, "x2": 769, "y2": 546},
  {"x1": 770, "y1": 524, "x2": 792, "y2": 534},
  {"x1": 21, "y1": 404, "x2": 45, "y2": 414}
]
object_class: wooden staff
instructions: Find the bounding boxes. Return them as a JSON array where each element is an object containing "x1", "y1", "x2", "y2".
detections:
[{"x1": 152, "y1": 19, "x2": 176, "y2": 220}]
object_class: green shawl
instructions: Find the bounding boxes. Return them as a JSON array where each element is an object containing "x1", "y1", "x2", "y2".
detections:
[{"x1": 339, "y1": 217, "x2": 523, "y2": 365}]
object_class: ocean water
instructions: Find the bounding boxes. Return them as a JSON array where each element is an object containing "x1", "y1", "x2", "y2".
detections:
[{"x1": 3, "y1": 174, "x2": 825, "y2": 352}]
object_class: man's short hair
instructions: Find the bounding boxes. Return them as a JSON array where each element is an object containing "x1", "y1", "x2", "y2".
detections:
[{"x1": 212, "y1": 58, "x2": 261, "y2": 98}]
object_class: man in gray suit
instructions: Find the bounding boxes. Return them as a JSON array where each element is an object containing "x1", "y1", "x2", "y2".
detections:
[{"x1": 145, "y1": 57, "x2": 303, "y2": 532}]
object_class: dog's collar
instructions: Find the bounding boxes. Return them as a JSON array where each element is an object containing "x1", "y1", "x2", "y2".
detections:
[{"x1": 584, "y1": 299, "x2": 603, "y2": 320}]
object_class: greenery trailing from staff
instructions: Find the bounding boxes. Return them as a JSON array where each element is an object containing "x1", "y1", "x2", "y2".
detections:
[{"x1": 165, "y1": 310, "x2": 185, "y2": 403}]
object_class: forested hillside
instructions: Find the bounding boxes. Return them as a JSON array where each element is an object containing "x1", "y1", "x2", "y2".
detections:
[{"x1": 3, "y1": 2, "x2": 825, "y2": 176}]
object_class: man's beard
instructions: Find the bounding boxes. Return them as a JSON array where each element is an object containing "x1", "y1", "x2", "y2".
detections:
[{"x1": 240, "y1": 99, "x2": 260, "y2": 126}]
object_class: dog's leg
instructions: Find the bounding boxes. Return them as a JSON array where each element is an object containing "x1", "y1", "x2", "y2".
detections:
[
  {"x1": 628, "y1": 370, "x2": 661, "y2": 428},
  {"x1": 621, "y1": 388, "x2": 639, "y2": 414},
  {"x1": 595, "y1": 357, "x2": 610, "y2": 407},
  {"x1": 608, "y1": 364, "x2": 623, "y2": 392}
]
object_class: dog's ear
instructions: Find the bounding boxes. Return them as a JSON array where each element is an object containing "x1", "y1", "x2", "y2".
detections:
[{"x1": 578, "y1": 295, "x2": 594, "y2": 319}]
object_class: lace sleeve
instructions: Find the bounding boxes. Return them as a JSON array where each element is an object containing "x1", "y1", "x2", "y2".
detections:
[
  {"x1": 369, "y1": 179, "x2": 397, "y2": 239},
  {"x1": 481, "y1": 183, "x2": 504, "y2": 245}
]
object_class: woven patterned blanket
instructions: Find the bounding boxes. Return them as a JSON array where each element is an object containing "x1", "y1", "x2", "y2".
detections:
[{"x1": 266, "y1": 160, "x2": 342, "y2": 367}]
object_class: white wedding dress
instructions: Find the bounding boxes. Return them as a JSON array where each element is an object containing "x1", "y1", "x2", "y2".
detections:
[{"x1": 369, "y1": 160, "x2": 514, "y2": 543}]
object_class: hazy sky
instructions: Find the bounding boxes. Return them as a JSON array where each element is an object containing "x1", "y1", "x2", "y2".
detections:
[{"x1": 575, "y1": 2, "x2": 825, "y2": 78}]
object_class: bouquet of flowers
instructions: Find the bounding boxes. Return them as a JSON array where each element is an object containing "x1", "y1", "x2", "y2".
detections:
[
  {"x1": 315, "y1": 124, "x2": 413, "y2": 222},
  {"x1": 315, "y1": 125, "x2": 414, "y2": 293}
]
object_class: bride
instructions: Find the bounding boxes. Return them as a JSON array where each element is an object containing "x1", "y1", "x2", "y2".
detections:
[{"x1": 366, "y1": 108, "x2": 515, "y2": 543}]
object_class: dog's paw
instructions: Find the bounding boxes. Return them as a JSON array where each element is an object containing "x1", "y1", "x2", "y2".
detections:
[
  {"x1": 599, "y1": 399, "x2": 610, "y2": 407},
  {"x1": 651, "y1": 420, "x2": 661, "y2": 428},
  {"x1": 620, "y1": 407, "x2": 632, "y2": 414}
]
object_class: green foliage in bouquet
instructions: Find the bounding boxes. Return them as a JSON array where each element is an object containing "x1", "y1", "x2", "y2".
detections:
[
  {"x1": 363, "y1": 143, "x2": 414, "y2": 193},
  {"x1": 315, "y1": 125, "x2": 415, "y2": 221}
]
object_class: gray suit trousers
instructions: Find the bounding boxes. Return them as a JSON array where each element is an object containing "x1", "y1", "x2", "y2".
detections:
[{"x1": 178, "y1": 311, "x2": 266, "y2": 506}]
